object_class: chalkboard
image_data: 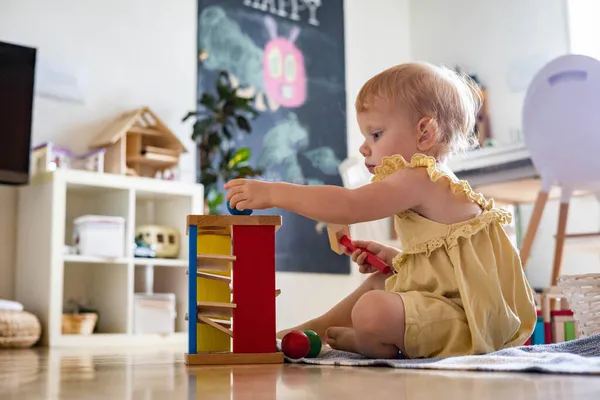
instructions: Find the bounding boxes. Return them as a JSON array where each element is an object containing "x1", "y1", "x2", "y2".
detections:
[{"x1": 196, "y1": 0, "x2": 349, "y2": 274}]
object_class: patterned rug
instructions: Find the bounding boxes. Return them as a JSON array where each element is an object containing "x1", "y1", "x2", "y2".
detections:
[{"x1": 278, "y1": 334, "x2": 600, "y2": 374}]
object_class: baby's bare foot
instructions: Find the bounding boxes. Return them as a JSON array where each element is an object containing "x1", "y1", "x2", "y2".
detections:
[
  {"x1": 277, "y1": 319, "x2": 328, "y2": 340},
  {"x1": 326, "y1": 327, "x2": 359, "y2": 353},
  {"x1": 276, "y1": 328, "x2": 294, "y2": 340}
]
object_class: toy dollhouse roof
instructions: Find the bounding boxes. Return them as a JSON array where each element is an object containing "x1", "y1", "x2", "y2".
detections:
[{"x1": 89, "y1": 107, "x2": 187, "y2": 153}]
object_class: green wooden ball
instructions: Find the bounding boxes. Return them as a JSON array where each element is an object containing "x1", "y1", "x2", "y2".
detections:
[{"x1": 303, "y1": 330, "x2": 322, "y2": 358}]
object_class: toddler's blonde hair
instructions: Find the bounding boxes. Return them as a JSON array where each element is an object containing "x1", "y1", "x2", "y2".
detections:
[{"x1": 355, "y1": 62, "x2": 482, "y2": 157}]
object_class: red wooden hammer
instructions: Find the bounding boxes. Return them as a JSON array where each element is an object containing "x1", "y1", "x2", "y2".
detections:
[{"x1": 327, "y1": 224, "x2": 391, "y2": 274}]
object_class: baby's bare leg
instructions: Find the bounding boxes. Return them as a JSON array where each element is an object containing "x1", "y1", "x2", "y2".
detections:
[
  {"x1": 276, "y1": 272, "x2": 388, "y2": 340},
  {"x1": 327, "y1": 290, "x2": 406, "y2": 359}
]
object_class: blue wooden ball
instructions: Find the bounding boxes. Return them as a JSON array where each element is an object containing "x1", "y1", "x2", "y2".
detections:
[{"x1": 226, "y1": 201, "x2": 252, "y2": 216}]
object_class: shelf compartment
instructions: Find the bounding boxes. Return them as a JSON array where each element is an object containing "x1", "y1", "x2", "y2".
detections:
[
  {"x1": 134, "y1": 265, "x2": 187, "y2": 333},
  {"x1": 62, "y1": 262, "x2": 129, "y2": 334},
  {"x1": 63, "y1": 254, "x2": 130, "y2": 264},
  {"x1": 64, "y1": 187, "x2": 131, "y2": 259},
  {"x1": 132, "y1": 257, "x2": 187, "y2": 267},
  {"x1": 63, "y1": 254, "x2": 188, "y2": 268},
  {"x1": 127, "y1": 153, "x2": 178, "y2": 169},
  {"x1": 135, "y1": 194, "x2": 192, "y2": 261}
]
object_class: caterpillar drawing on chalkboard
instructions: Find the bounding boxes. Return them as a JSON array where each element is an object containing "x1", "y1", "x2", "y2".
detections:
[
  {"x1": 198, "y1": 5, "x2": 340, "y2": 189},
  {"x1": 263, "y1": 15, "x2": 307, "y2": 108},
  {"x1": 198, "y1": 6, "x2": 306, "y2": 112}
]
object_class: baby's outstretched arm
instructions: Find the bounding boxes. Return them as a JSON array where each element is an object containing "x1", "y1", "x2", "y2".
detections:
[{"x1": 224, "y1": 168, "x2": 426, "y2": 224}]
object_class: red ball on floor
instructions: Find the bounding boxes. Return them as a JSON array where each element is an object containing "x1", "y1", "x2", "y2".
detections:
[{"x1": 281, "y1": 330, "x2": 311, "y2": 359}]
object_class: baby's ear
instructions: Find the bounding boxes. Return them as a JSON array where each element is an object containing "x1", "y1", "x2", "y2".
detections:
[{"x1": 416, "y1": 117, "x2": 438, "y2": 151}]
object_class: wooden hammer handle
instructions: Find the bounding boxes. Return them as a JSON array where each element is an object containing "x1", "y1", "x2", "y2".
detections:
[{"x1": 339, "y1": 235, "x2": 391, "y2": 274}]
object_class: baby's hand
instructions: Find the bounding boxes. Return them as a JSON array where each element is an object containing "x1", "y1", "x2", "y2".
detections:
[
  {"x1": 224, "y1": 179, "x2": 273, "y2": 211},
  {"x1": 342, "y1": 240, "x2": 391, "y2": 274}
]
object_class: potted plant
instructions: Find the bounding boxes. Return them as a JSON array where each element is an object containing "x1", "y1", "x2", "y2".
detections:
[{"x1": 183, "y1": 71, "x2": 263, "y2": 214}]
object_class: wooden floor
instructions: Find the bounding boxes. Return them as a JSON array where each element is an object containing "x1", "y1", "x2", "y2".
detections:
[{"x1": 0, "y1": 346, "x2": 599, "y2": 399}]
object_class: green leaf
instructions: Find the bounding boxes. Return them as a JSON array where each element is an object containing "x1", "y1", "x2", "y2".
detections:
[
  {"x1": 206, "y1": 131, "x2": 222, "y2": 147},
  {"x1": 227, "y1": 148, "x2": 251, "y2": 169},
  {"x1": 206, "y1": 189, "x2": 224, "y2": 215},
  {"x1": 236, "y1": 115, "x2": 251, "y2": 132},
  {"x1": 182, "y1": 111, "x2": 199, "y2": 122},
  {"x1": 240, "y1": 102, "x2": 260, "y2": 118},
  {"x1": 208, "y1": 204, "x2": 222, "y2": 215},
  {"x1": 200, "y1": 171, "x2": 218, "y2": 188},
  {"x1": 216, "y1": 71, "x2": 234, "y2": 100},
  {"x1": 233, "y1": 96, "x2": 253, "y2": 109},
  {"x1": 232, "y1": 165, "x2": 261, "y2": 179},
  {"x1": 206, "y1": 188, "x2": 219, "y2": 202},
  {"x1": 217, "y1": 70, "x2": 230, "y2": 86},
  {"x1": 223, "y1": 100, "x2": 235, "y2": 116},
  {"x1": 208, "y1": 192, "x2": 223, "y2": 207},
  {"x1": 222, "y1": 125, "x2": 232, "y2": 139},
  {"x1": 191, "y1": 118, "x2": 215, "y2": 141},
  {"x1": 224, "y1": 148, "x2": 234, "y2": 161},
  {"x1": 199, "y1": 93, "x2": 216, "y2": 110}
]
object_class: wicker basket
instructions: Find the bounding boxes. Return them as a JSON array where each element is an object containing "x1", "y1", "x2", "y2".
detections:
[
  {"x1": 61, "y1": 313, "x2": 97, "y2": 335},
  {"x1": 557, "y1": 273, "x2": 600, "y2": 337},
  {"x1": 0, "y1": 310, "x2": 41, "y2": 348}
]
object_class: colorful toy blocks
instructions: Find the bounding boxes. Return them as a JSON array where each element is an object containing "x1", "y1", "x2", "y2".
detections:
[{"x1": 527, "y1": 287, "x2": 581, "y2": 345}]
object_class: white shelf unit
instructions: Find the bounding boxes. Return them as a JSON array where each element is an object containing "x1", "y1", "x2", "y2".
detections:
[{"x1": 15, "y1": 169, "x2": 203, "y2": 347}]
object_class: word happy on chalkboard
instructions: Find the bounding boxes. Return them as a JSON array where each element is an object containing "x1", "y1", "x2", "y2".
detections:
[{"x1": 243, "y1": 0, "x2": 322, "y2": 26}]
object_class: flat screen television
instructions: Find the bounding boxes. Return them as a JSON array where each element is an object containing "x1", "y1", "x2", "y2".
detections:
[{"x1": 0, "y1": 40, "x2": 36, "y2": 185}]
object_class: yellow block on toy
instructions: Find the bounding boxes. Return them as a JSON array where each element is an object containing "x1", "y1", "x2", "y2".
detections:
[{"x1": 196, "y1": 232, "x2": 232, "y2": 353}]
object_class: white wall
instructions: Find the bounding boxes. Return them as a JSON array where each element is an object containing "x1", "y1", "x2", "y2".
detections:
[
  {"x1": 409, "y1": 0, "x2": 570, "y2": 144},
  {"x1": 0, "y1": 0, "x2": 413, "y2": 332},
  {"x1": 344, "y1": 0, "x2": 412, "y2": 159},
  {"x1": 0, "y1": 187, "x2": 17, "y2": 299},
  {"x1": 567, "y1": 0, "x2": 600, "y2": 59},
  {"x1": 0, "y1": 0, "x2": 197, "y2": 298}
]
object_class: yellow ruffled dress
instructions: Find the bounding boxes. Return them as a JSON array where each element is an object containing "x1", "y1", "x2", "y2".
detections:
[{"x1": 371, "y1": 154, "x2": 537, "y2": 359}]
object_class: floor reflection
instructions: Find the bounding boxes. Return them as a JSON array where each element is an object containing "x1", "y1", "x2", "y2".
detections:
[{"x1": 0, "y1": 347, "x2": 599, "y2": 399}]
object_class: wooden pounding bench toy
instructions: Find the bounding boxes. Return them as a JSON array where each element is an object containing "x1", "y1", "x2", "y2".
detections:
[
  {"x1": 327, "y1": 223, "x2": 391, "y2": 274},
  {"x1": 185, "y1": 211, "x2": 283, "y2": 365}
]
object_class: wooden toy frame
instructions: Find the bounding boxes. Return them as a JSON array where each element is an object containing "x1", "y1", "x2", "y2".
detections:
[{"x1": 184, "y1": 215, "x2": 284, "y2": 365}]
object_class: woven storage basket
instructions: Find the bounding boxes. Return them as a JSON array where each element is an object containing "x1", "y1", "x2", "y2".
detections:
[
  {"x1": 0, "y1": 310, "x2": 41, "y2": 348},
  {"x1": 62, "y1": 313, "x2": 97, "y2": 335},
  {"x1": 558, "y1": 273, "x2": 600, "y2": 337}
]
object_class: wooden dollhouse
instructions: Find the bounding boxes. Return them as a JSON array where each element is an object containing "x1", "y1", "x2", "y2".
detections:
[{"x1": 89, "y1": 107, "x2": 187, "y2": 177}]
